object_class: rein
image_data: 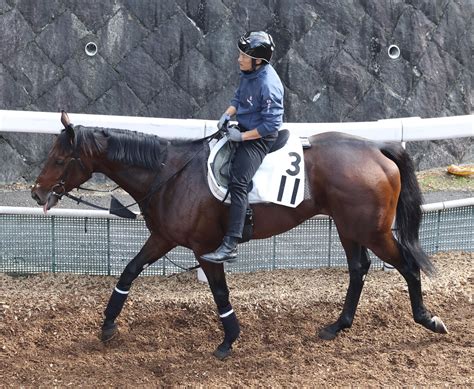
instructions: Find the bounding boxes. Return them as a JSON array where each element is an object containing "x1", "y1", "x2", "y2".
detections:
[
  {"x1": 76, "y1": 185, "x2": 120, "y2": 193},
  {"x1": 163, "y1": 254, "x2": 201, "y2": 278}
]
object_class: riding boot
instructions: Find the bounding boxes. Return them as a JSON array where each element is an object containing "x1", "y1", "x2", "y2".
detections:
[{"x1": 201, "y1": 236, "x2": 239, "y2": 264}]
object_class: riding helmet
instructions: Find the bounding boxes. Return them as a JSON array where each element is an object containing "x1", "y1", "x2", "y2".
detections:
[{"x1": 238, "y1": 31, "x2": 275, "y2": 63}]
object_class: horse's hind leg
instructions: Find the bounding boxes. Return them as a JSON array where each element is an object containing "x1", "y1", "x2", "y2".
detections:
[
  {"x1": 319, "y1": 238, "x2": 371, "y2": 340},
  {"x1": 197, "y1": 257, "x2": 240, "y2": 360},
  {"x1": 371, "y1": 237, "x2": 448, "y2": 334},
  {"x1": 100, "y1": 236, "x2": 174, "y2": 342},
  {"x1": 399, "y1": 261, "x2": 448, "y2": 334}
]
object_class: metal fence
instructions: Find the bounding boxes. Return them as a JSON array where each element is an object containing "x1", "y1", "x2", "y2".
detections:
[{"x1": 1, "y1": 201, "x2": 472, "y2": 276}]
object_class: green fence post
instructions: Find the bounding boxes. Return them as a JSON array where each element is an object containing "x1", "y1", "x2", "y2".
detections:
[
  {"x1": 51, "y1": 216, "x2": 56, "y2": 273},
  {"x1": 107, "y1": 219, "x2": 111, "y2": 276},
  {"x1": 272, "y1": 235, "x2": 277, "y2": 270},
  {"x1": 328, "y1": 218, "x2": 332, "y2": 267},
  {"x1": 470, "y1": 206, "x2": 474, "y2": 250},
  {"x1": 435, "y1": 210, "x2": 441, "y2": 252}
]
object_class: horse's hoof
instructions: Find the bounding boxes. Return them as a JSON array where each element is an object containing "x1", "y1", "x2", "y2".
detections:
[
  {"x1": 213, "y1": 344, "x2": 232, "y2": 360},
  {"x1": 432, "y1": 316, "x2": 448, "y2": 334},
  {"x1": 318, "y1": 327, "x2": 338, "y2": 340},
  {"x1": 100, "y1": 322, "x2": 119, "y2": 342}
]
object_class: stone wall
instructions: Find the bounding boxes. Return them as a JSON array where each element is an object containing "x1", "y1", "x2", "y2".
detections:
[{"x1": 0, "y1": 0, "x2": 472, "y2": 183}]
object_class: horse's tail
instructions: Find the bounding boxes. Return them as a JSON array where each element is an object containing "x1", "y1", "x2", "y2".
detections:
[{"x1": 380, "y1": 143, "x2": 435, "y2": 277}]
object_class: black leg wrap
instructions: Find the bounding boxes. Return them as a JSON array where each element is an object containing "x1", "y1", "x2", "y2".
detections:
[
  {"x1": 103, "y1": 286, "x2": 130, "y2": 325},
  {"x1": 214, "y1": 304, "x2": 240, "y2": 360},
  {"x1": 218, "y1": 304, "x2": 240, "y2": 347}
]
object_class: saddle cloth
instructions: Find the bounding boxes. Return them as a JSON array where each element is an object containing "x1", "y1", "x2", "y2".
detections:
[{"x1": 207, "y1": 130, "x2": 305, "y2": 208}]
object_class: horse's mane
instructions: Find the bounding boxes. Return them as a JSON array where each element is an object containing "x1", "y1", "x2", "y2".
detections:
[{"x1": 67, "y1": 125, "x2": 203, "y2": 170}]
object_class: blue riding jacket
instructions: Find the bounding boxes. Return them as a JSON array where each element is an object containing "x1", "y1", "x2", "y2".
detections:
[{"x1": 230, "y1": 64, "x2": 284, "y2": 137}]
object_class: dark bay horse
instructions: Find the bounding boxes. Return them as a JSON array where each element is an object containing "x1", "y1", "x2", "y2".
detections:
[{"x1": 31, "y1": 112, "x2": 447, "y2": 359}]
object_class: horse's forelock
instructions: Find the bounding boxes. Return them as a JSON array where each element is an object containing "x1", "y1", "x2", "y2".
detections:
[{"x1": 52, "y1": 129, "x2": 75, "y2": 156}]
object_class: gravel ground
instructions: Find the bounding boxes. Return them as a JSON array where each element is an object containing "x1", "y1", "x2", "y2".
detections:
[{"x1": 1, "y1": 251, "x2": 472, "y2": 387}]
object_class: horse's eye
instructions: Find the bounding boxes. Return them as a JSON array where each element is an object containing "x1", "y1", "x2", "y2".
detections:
[{"x1": 55, "y1": 159, "x2": 65, "y2": 166}]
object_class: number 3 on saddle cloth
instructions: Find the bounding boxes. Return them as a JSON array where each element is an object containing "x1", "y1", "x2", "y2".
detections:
[{"x1": 207, "y1": 129, "x2": 308, "y2": 210}]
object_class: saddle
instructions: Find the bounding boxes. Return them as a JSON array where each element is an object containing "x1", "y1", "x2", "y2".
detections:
[{"x1": 207, "y1": 129, "x2": 307, "y2": 208}]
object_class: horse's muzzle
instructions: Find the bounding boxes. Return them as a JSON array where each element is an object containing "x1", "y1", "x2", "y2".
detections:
[
  {"x1": 31, "y1": 184, "x2": 46, "y2": 205},
  {"x1": 31, "y1": 184, "x2": 59, "y2": 212}
]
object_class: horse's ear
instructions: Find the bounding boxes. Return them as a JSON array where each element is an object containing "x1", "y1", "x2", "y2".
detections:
[
  {"x1": 60, "y1": 110, "x2": 75, "y2": 144},
  {"x1": 61, "y1": 110, "x2": 71, "y2": 129},
  {"x1": 65, "y1": 125, "x2": 75, "y2": 144}
]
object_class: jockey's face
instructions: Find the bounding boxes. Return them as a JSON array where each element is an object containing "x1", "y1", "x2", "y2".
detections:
[{"x1": 238, "y1": 51, "x2": 262, "y2": 71}]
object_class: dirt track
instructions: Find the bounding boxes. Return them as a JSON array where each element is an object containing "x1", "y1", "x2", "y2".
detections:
[{"x1": 0, "y1": 251, "x2": 473, "y2": 387}]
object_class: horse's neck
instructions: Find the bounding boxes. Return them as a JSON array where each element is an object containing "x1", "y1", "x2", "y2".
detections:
[{"x1": 94, "y1": 160, "x2": 158, "y2": 202}]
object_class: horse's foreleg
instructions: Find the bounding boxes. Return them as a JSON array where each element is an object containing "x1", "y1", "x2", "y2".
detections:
[
  {"x1": 319, "y1": 240, "x2": 371, "y2": 340},
  {"x1": 198, "y1": 258, "x2": 240, "y2": 360},
  {"x1": 101, "y1": 236, "x2": 174, "y2": 342}
]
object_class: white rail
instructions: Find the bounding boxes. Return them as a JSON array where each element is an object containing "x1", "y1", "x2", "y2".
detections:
[
  {"x1": 0, "y1": 110, "x2": 472, "y2": 141},
  {"x1": 1, "y1": 198, "x2": 473, "y2": 219}
]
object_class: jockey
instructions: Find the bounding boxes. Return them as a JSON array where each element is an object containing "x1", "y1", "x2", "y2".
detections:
[{"x1": 201, "y1": 31, "x2": 284, "y2": 264}]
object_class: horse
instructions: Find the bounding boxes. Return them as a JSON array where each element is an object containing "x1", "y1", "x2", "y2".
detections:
[{"x1": 31, "y1": 112, "x2": 447, "y2": 360}]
